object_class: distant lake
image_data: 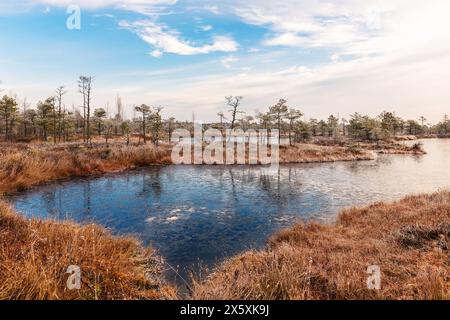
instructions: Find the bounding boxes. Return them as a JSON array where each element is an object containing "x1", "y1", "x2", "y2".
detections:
[{"x1": 8, "y1": 139, "x2": 450, "y2": 283}]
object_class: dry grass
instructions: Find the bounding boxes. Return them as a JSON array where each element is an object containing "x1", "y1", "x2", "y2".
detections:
[
  {"x1": 311, "y1": 137, "x2": 427, "y2": 155},
  {"x1": 0, "y1": 142, "x2": 172, "y2": 194},
  {"x1": 369, "y1": 141, "x2": 426, "y2": 155},
  {"x1": 0, "y1": 142, "x2": 376, "y2": 194},
  {"x1": 280, "y1": 143, "x2": 375, "y2": 163},
  {"x1": 191, "y1": 191, "x2": 450, "y2": 300},
  {"x1": 394, "y1": 135, "x2": 418, "y2": 141},
  {"x1": 0, "y1": 202, "x2": 177, "y2": 300}
]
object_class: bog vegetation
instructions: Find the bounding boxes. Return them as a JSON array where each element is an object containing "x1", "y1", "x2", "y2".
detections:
[
  {"x1": 192, "y1": 191, "x2": 450, "y2": 300},
  {"x1": 0, "y1": 202, "x2": 177, "y2": 300}
]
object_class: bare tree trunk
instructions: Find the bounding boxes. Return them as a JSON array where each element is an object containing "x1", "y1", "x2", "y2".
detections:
[
  {"x1": 52, "y1": 101, "x2": 57, "y2": 145},
  {"x1": 142, "y1": 112, "x2": 147, "y2": 144},
  {"x1": 56, "y1": 88, "x2": 65, "y2": 142},
  {"x1": 289, "y1": 121, "x2": 293, "y2": 146},
  {"x1": 83, "y1": 100, "x2": 86, "y2": 143},
  {"x1": 87, "y1": 88, "x2": 91, "y2": 144}
]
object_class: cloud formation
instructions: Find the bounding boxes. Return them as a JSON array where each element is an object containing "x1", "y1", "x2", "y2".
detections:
[
  {"x1": 24, "y1": 1, "x2": 237, "y2": 57},
  {"x1": 31, "y1": 0, "x2": 177, "y2": 10},
  {"x1": 3, "y1": 0, "x2": 450, "y2": 122},
  {"x1": 231, "y1": 0, "x2": 450, "y2": 58},
  {"x1": 0, "y1": 0, "x2": 177, "y2": 16},
  {"x1": 119, "y1": 20, "x2": 238, "y2": 57}
]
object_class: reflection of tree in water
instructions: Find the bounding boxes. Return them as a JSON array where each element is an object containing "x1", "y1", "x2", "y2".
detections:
[
  {"x1": 225, "y1": 166, "x2": 296, "y2": 228},
  {"x1": 214, "y1": 167, "x2": 305, "y2": 256},
  {"x1": 42, "y1": 190, "x2": 58, "y2": 219},
  {"x1": 58, "y1": 188, "x2": 63, "y2": 219},
  {"x1": 258, "y1": 168, "x2": 288, "y2": 203},
  {"x1": 228, "y1": 168, "x2": 238, "y2": 203},
  {"x1": 137, "y1": 169, "x2": 163, "y2": 200},
  {"x1": 105, "y1": 176, "x2": 116, "y2": 193},
  {"x1": 411, "y1": 154, "x2": 424, "y2": 164},
  {"x1": 42, "y1": 185, "x2": 77, "y2": 220},
  {"x1": 83, "y1": 180, "x2": 92, "y2": 217},
  {"x1": 346, "y1": 156, "x2": 391, "y2": 174},
  {"x1": 226, "y1": 166, "x2": 298, "y2": 207}
]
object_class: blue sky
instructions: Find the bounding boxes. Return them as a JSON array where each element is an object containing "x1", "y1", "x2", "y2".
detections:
[{"x1": 1, "y1": 0, "x2": 450, "y2": 122}]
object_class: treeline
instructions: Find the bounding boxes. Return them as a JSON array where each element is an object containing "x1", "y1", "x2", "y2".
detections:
[
  {"x1": 216, "y1": 97, "x2": 450, "y2": 144},
  {"x1": 0, "y1": 77, "x2": 168, "y2": 145},
  {"x1": 0, "y1": 81, "x2": 449, "y2": 145}
]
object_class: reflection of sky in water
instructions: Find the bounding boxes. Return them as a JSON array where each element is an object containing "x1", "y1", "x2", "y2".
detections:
[{"x1": 8, "y1": 139, "x2": 450, "y2": 282}]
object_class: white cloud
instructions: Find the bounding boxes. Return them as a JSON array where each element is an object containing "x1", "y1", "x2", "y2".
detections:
[
  {"x1": 220, "y1": 55, "x2": 238, "y2": 69},
  {"x1": 150, "y1": 49, "x2": 163, "y2": 58},
  {"x1": 203, "y1": 5, "x2": 220, "y2": 15},
  {"x1": 231, "y1": 0, "x2": 450, "y2": 59},
  {"x1": 94, "y1": 13, "x2": 115, "y2": 18},
  {"x1": 120, "y1": 19, "x2": 238, "y2": 56},
  {"x1": 200, "y1": 25, "x2": 213, "y2": 31},
  {"x1": 31, "y1": 0, "x2": 177, "y2": 9},
  {"x1": 228, "y1": 3, "x2": 388, "y2": 41},
  {"x1": 17, "y1": 0, "x2": 177, "y2": 15}
]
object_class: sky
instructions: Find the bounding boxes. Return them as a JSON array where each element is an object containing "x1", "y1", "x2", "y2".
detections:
[{"x1": 0, "y1": 0, "x2": 449, "y2": 123}]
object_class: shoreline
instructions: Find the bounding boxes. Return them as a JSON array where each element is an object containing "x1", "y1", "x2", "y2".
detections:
[
  {"x1": 191, "y1": 191, "x2": 449, "y2": 300},
  {"x1": 2, "y1": 190, "x2": 448, "y2": 300},
  {"x1": 0, "y1": 139, "x2": 423, "y2": 195}
]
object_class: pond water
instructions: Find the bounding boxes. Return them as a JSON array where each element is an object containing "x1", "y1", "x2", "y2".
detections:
[{"x1": 8, "y1": 139, "x2": 450, "y2": 283}]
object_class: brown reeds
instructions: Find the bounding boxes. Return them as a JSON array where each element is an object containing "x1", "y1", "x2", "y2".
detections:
[
  {"x1": 191, "y1": 191, "x2": 449, "y2": 300},
  {"x1": 0, "y1": 202, "x2": 177, "y2": 300},
  {"x1": 0, "y1": 142, "x2": 172, "y2": 194},
  {"x1": 0, "y1": 142, "x2": 376, "y2": 194},
  {"x1": 279, "y1": 143, "x2": 375, "y2": 163}
]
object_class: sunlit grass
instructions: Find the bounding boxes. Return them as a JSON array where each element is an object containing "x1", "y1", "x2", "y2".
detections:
[
  {"x1": 191, "y1": 191, "x2": 449, "y2": 300},
  {"x1": 0, "y1": 142, "x2": 172, "y2": 194},
  {"x1": 0, "y1": 202, "x2": 177, "y2": 300}
]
